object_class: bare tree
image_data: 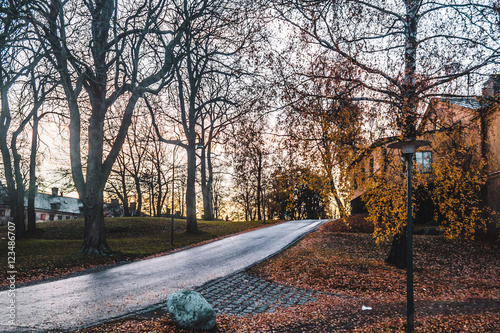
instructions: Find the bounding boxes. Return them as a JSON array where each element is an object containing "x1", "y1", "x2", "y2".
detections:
[
  {"x1": 148, "y1": 0, "x2": 257, "y2": 231},
  {"x1": 0, "y1": 0, "x2": 44, "y2": 237},
  {"x1": 277, "y1": 53, "x2": 364, "y2": 218},
  {"x1": 143, "y1": 130, "x2": 171, "y2": 217},
  {"x1": 197, "y1": 71, "x2": 252, "y2": 220},
  {"x1": 123, "y1": 116, "x2": 151, "y2": 216},
  {"x1": 274, "y1": 0, "x2": 499, "y2": 139},
  {"x1": 25, "y1": 64, "x2": 58, "y2": 232},
  {"x1": 104, "y1": 150, "x2": 133, "y2": 216},
  {"x1": 32, "y1": 0, "x2": 188, "y2": 254},
  {"x1": 229, "y1": 116, "x2": 269, "y2": 221}
]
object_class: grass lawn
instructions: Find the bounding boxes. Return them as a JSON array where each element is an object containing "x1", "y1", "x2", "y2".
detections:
[
  {"x1": 0, "y1": 217, "x2": 282, "y2": 288},
  {"x1": 76, "y1": 215, "x2": 500, "y2": 332}
]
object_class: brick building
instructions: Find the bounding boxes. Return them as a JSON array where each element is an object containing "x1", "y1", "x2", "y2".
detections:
[{"x1": 351, "y1": 75, "x2": 500, "y2": 217}]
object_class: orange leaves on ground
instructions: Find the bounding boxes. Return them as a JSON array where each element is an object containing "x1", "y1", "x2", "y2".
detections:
[
  {"x1": 251, "y1": 232, "x2": 404, "y2": 299},
  {"x1": 77, "y1": 220, "x2": 499, "y2": 332},
  {"x1": 246, "y1": 224, "x2": 500, "y2": 331}
]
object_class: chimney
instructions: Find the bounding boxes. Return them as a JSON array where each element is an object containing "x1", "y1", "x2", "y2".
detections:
[
  {"x1": 482, "y1": 74, "x2": 500, "y2": 98},
  {"x1": 52, "y1": 187, "x2": 58, "y2": 196}
]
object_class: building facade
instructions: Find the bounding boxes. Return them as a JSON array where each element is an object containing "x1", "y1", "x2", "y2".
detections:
[
  {"x1": 0, "y1": 186, "x2": 83, "y2": 225},
  {"x1": 351, "y1": 75, "x2": 500, "y2": 217}
]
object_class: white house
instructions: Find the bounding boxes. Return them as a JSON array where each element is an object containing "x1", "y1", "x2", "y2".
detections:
[{"x1": 0, "y1": 186, "x2": 83, "y2": 225}]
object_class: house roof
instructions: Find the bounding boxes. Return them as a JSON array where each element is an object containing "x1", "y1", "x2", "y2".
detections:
[
  {"x1": 0, "y1": 182, "x2": 83, "y2": 214},
  {"x1": 442, "y1": 97, "x2": 483, "y2": 110},
  {"x1": 24, "y1": 192, "x2": 83, "y2": 215},
  {"x1": 419, "y1": 97, "x2": 483, "y2": 131}
]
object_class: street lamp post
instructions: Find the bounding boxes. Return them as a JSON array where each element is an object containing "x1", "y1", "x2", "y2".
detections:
[
  {"x1": 197, "y1": 142, "x2": 205, "y2": 220},
  {"x1": 388, "y1": 139, "x2": 430, "y2": 332}
]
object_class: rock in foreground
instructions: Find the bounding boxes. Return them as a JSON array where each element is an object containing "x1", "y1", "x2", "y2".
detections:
[{"x1": 167, "y1": 290, "x2": 216, "y2": 331}]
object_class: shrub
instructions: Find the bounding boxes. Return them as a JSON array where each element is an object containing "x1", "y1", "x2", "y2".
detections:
[{"x1": 432, "y1": 156, "x2": 492, "y2": 240}]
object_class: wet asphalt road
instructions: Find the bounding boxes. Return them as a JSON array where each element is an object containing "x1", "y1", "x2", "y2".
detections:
[{"x1": 0, "y1": 219, "x2": 328, "y2": 332}]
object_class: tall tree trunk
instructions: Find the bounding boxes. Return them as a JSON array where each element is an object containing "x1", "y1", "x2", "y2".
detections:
[
  {"x1": 186, "y1": 142, "x2": 198, "y2": 233},
  {"x1": 402, "y1": 0, "x2": 419, "y2": 140},
  {"x1": 207, "y1": 145, "x2": 214, "y2": 219},
  {"x1": 80, "y1": 100, "x2": 110, "y2": 254},
  {"x1": 82, "y1": 102, "x2": 109, "y2": 254},
  {"x1": 81, "y1": 196, "x2": 110, "y2": 255},
  {"x1": 180, "y1": 178, "x2": 185, "y2": 217},
  {"x1": 119, "y1": 168, "x2": 130, "y2": 217},
  {"x1": 256, "y1": 154, "x2": 262, "y2": 220},
  {"x1": 200, "y1": 144, "x2": 213, "y2": 220},
  {"x1": 386, "y1": 227, "x2": 407, "y2": 269},
  {"x1": 0, "y1": 85, "x2": 25, "y2": 237},
  {"x1": 330, "y1": 178, "x2": 347, "y2": 218},
  {"x1": 27, "y1": 114, "x2": 39, "y2": 232},
  {"x1": 150, "y1": 181, "x2": 155, "y2": 216},
  {"x1": 134, "y1": 175, "x2": 142, "y2": 216},
  {"x1": 213, "y1": 192, "x2": 219, "y2": 219},
  {"x1": 80, "y1": 101, "x2": 109, "y2": 255},
  {"x1": 208, "y1": 189, "x2": 214, "y2": 219},
  {"x1": 385, "y1": 0, "x2": 419, "y2": 267},
  {"x1": 12, "y1": 125, "x2": 27, "y2": 238},
  {"x1": 156, "y1": 159, "x2": 163, "y2": 217},
  {"x1": 80, "y1": 191, "x2": 110, "y2": 256},
  {"x1": 245, "y1": 190, "x2": 250, "y2": 221}
]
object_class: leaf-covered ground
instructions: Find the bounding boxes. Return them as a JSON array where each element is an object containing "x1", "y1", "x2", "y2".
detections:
[{"x1": 76, "y1": 216, "x2": 500, "y2": 332}]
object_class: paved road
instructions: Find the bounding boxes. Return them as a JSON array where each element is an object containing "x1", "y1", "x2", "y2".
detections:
[{"x1": 1, "y1": 219, "x2": 328, "y2": 332}]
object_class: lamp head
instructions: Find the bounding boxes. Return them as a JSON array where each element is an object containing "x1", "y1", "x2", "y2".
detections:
[{"x1": 388, "y1": 139, "x2": 431, "y2": 154}]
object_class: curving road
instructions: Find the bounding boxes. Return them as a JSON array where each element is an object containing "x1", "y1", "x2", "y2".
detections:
[{"x1": 1, "y1": 219, "x2": 328, "y2": 332}]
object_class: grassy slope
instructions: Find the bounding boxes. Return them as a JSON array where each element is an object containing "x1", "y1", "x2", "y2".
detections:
[{"x1": 0, "y1": 217, "x2": 281, "y2": 287}]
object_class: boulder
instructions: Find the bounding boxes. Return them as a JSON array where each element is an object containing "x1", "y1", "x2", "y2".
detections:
[{"x1": 166, "y1": 290, "x2": 216, "y2": 331}]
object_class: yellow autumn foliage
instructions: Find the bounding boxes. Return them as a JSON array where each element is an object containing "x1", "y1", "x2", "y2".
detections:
[
  {"x1": 363, "y1": 173, "x2": 406, "y2": 244},
  {"x1": 432, "y1": 157, "x2": 490, "y2": 240},
  {"x1": 362, "y1": 162, "x2": 426, "y2": 244},
  {"x1": 362, "y1": 143, "x2": 493, "y2": 243}
]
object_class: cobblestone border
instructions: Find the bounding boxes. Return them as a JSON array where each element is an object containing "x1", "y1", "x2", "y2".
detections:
[{"x1": 194, "y1": 271, "x2": 330, "y2": 316}]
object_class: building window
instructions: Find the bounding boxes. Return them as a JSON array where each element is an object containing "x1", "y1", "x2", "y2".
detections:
[
  {"x1": 66, "y1": 216, "x2": 70, "y2": 220},
  {"x1": 49, "y1": 214, "x2": 54, "y2": 221},
  {"x1": 0, "y1": 209, "x2": 4, "y2": 216},
  {"x1": 415, "y1": 151, "x2": 432, "y2": 173},
  {"x1": 41, "y1": 214, "x2": 46, "y2": 220},
  {"x1": 58, "y1": 215, "x2": 63, "y2": 220},
  {"x1": 51, "y1": 203, "x2": 61, "y2": 210},
  {"x1": 382, "y1": 148, "x2": 389, "y2": 172}
]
